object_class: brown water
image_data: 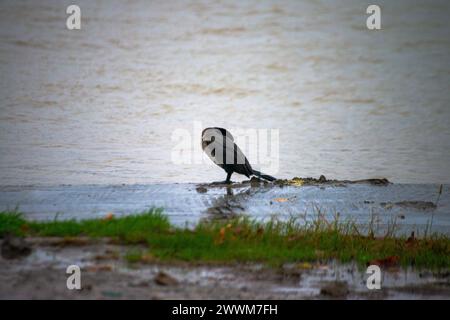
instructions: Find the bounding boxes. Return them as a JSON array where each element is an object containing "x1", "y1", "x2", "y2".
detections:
[{"x1": 1, "y1": 0, "x2": 450, "y2": 185}]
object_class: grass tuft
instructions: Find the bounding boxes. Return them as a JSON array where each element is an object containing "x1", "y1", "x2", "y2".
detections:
[{"x1": 0, "y1": 210, "x2": 27, "y2": 236}]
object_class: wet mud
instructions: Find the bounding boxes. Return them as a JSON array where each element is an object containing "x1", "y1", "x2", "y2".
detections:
[{"x1": 1, "y1": 238, "x2": 449, "y2": 300}]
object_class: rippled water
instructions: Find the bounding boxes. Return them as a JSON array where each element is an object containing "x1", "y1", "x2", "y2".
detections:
[{"x1": 1, "y1": 0, "x2": 449, "y2": 185}]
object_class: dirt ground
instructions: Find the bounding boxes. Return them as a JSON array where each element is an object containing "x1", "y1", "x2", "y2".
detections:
[{"x1": 1, "y1": 237, "x2": 449, "y2": 300}]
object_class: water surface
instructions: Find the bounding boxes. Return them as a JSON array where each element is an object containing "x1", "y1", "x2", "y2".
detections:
[{"x1": 0, "y1": 0, "x2": 449, "y2": 185}]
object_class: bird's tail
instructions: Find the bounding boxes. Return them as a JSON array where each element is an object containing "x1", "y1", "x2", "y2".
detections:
[{"x1": 252, "y1": 170, "x2": 277, "y2": 182}]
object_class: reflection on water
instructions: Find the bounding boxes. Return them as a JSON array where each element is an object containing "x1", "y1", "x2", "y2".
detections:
[
  {"x1": 1, "y1": 182, "x2": 448, "y2": 235},
  {"x1": 0, "y1": 0, "x2": 449, "y2": 185}
]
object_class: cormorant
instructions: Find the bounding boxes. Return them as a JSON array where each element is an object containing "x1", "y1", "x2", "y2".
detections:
[{"x1": 201, "y1": 127, "x2": 276, "y2": 183}]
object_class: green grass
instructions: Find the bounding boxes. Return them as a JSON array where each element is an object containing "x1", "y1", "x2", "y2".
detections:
[
  {"x1": 0, "y1": 209, "x2": 169, "y2": 242},
  {"x1": 1, "y1": 210, "x2": 449, "y2": 269}
]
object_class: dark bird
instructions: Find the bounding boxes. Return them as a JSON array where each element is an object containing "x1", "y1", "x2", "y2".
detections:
[{"x1": 201, "y1": 127, "x2": 276, "y2": 183}]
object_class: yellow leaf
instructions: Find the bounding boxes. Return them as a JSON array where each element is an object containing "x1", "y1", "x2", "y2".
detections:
[
  {"x1": 290, "y1": 178, "x2": 304, "y2": 186},
  {"x1": 297, "y1": 262, "x2": 313, "y2": 270}
]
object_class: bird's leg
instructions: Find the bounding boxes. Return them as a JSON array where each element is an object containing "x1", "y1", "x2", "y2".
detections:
[
  {"x1": 225, "y1": 172, "x2": 233, "y2": 184},
  {"x1": 210, "y1": 172, "x2": 233, "y2": 185}
]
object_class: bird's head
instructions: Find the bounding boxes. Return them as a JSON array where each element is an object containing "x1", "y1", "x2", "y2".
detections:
[
  {"x1": 201, "y1": 127, "x2": 234, "y2": 141},
  {"x1": 201, "y1": 127, "x2": 234, "y2": 151}
]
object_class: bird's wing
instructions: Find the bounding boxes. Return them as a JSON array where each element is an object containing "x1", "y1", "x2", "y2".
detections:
[
  {"x1": 202, "y1": 128, "x2": 252, "y2": 175},
  {"x1": 210, "y1": 134, "x2": 236, "y2": 166},
  {"x1": 225, "y1": 138, "x2": 253, "y2": 176},
  {"x1": 223, "y1": 136, "x2": 242, "y2": 165}
]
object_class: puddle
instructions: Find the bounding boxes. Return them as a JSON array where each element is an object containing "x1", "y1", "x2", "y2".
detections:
[{"x1": 1, "y1": 242, "x2": 448, "y2": 299}]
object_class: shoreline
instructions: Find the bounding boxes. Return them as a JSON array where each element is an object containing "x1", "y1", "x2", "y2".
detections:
[{"x1": 0, "y1": 178, "x2": 448, "y2": 236}]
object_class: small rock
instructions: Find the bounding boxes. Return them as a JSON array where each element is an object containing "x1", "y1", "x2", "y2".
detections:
[
  {"x1": 366, "y1": 178, "x2": 390, "y2": 185},
  {"x1": 154, "y1": 271, "x2": 178, "y2": 286},
  {"x1": 381, "y1": 201, "x2": 436, "y2": 211},
  {"x1": 83, "y1": 284, "x2": 93, "y2": 291},
  {"x1": 1, "y1": 235, "x2": 32, "y2": 259},
  {"x1": 196, "y1": 186, "x2": 208, "y2": 194},
  {"x1": 249, "y1": 177, "x2": 264, "y2": 187},
  {"x1": 396, "y1": 201, "x2": 436, "y2": 210},
  {"x1": 320, "y1": 281, "x2": 349, "y2": 298}
]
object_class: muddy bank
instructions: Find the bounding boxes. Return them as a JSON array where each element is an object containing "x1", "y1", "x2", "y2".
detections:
[
  {"x1": 1, "y1": 238, "x2": 449, "y2": 300},
  {"x1": 195, "y1": 176, "x2": 391, "y2": 190}
]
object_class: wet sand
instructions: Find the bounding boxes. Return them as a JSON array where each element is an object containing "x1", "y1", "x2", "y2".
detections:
[{"x1": 1, "y1": 237, "x2": 449, "y2": 300}]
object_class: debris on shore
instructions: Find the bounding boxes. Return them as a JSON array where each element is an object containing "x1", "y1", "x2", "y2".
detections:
[
  {"x1": 1, "y1": 234, "x2": 32, "y2": 259},
  {"x1": 154, "y1": 271, "x2": 179, "y2": 286},
  {"x1": 320, "y1": 281, "x2": 350, "y2": 298},
  {"x1": 197, "y1": 175, "x2": 391, "y2": 190},
  {"x1": 381, "y1": 201, "x2": 437, "y2": 211}
]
